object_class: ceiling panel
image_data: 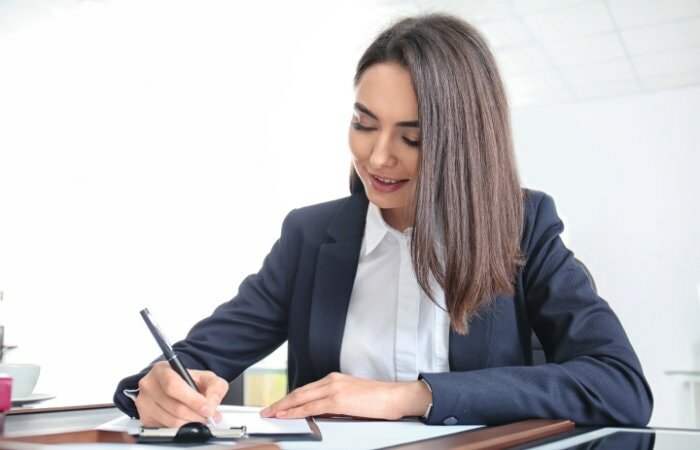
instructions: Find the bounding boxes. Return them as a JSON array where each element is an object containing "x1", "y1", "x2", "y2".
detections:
[
  {"x1": 621, "y1": 17, "x2": 700, "y2": 55},
  {"x1": 634, "y1": 47, "x2": 700, "y2": 78},
  {"x1": 571, "y1": 79, "x2": 641, "y2": 98},
  {"x1": 542, "y1": 32, "x2": 626, "y2": 66},
  {"x1": 561, "y1": 59, "x2": 637, "y2": 86},
  {"x1": 522, "y1": 2, "x2": 615, "y2": 41},
  {"x1": 510, "y1": 0, "x2": 591, "y2": 14},
  {"x1": 507, "y1": 69, "x2": 569, "y2": 96},
  {"x1": 513, "y1": 89, "x2": 575, "y2": 107},
  {"x1": 496, "y1": 45, "x2": 552, "y2": 74},
  {"x1": 477, "y1": 17, "x2": 532, "y2": 48},
  {"x1": 461, "y1": 0, "x2": 700, "y2": 106},
  {"x1": 458, "y1": 0, "x2": 515, "y2": 22},
  {"x1": 642, "y1": 71, "x2": 700, "y2": 90},
  {"x1": 607, "y1": 0, "x2": 700, "y2": 29}
]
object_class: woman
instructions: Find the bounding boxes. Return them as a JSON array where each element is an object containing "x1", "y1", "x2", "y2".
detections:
[{"x1": 114, "y1": 13, "x2": 652, "y2": 428}]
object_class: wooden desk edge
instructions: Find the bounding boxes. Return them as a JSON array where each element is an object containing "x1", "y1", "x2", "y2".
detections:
[{"x1": 6, "y1": 403, "x2": 115, "y2": 415}]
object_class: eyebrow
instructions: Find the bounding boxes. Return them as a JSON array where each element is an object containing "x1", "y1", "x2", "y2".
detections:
[{"x1": 354, "y1": 102, "x2": 419, "y2": 128}]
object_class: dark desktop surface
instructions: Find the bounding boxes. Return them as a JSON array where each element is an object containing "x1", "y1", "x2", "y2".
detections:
[{"x1": 517, "y1": 426, "x2": 700, "y2": 450}]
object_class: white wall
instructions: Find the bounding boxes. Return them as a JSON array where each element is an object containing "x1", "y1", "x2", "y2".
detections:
[
  {"x1": 512, "y1": 87, "x2": 700, "y2": 427},
  {"x1": 0, "y1": 0, "x2": 398, "y2": 404}
]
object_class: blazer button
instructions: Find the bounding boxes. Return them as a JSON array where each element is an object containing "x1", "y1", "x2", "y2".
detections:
[{"x1": 442, "y1": 416, "x2": 458, "y2": 425}]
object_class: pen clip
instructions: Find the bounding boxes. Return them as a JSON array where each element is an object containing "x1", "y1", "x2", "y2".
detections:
[{"x1": 140, "y1": 308, "x2": 176, "y2": 357}]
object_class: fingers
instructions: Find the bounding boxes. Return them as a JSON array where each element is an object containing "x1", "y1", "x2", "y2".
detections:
[
  {"x1": 275, "y1": 399, "x2": 332, "y2": 419},
  {"x1": 259, "y1": 374, "x2": 401, "y2": 421},
  {"x1": 136, "y1": 387, "x2": 206, "y2": 427},
  {"x1": 195, "y1": 370, "x2": 229, "y2": 411},
  {"x1": 261, "y1": 385, "x2": 330, "y2": 417},
  {"x1": 261, "y1": 373, "x2": 345, "y2": 418},
  {"x1": 135, "y1": 362, "x2": 228, "y2": 427}
]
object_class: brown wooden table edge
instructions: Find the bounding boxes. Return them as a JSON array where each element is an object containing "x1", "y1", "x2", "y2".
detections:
[{"x1": 6, "y1": 403, "x2": 115, "y2": 415}]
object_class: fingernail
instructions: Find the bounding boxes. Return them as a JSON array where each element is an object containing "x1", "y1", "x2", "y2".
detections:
[
  {"x1": 200, "y1": 405, "x2": 212, "y2": 417},
  {"x1": 276, "y1": 410, "x2": 288, "y2": 418},
  {"x1": 260, "y1": 407, "x2": 271, "y2": 416}
]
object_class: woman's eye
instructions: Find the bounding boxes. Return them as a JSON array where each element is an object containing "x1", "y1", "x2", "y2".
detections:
[
  {"x1": 403, "y1": 137, "x2": 421, "y2": 148},
  {"x1": 351, "y1": 122, "x2": 375, "y2": 131}
]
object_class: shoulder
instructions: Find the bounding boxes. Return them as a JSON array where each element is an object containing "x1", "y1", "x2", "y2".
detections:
[
  {"x1": 282, "y1": 193, "x2": 365, "y2": 241},
  {"x1": 285, "y1": 195, "x2": 353, "y2": 227},
  {"x1": 520, "y1": 189, "x2": 564, "y2": 255},
  {"x1": 288, "y1": 195, "x2": 354, "y2": 221}
]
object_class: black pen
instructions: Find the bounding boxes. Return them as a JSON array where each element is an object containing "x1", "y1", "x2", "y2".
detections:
[{"x1": 140, "y1": 308, "x2": 217, "y2": 427}]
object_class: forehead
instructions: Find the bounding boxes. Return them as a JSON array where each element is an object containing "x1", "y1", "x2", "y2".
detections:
[{"x1": 355, "y1": 62, "x2": 418, "y2": 120}]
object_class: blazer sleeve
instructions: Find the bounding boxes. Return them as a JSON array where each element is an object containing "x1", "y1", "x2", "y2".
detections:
[
  {"x1": 420, "y1": 193, "x2": 653, "y2": 426},
  {"x1": 113, "y1": 210, "x2": 297, "y2": 418}
]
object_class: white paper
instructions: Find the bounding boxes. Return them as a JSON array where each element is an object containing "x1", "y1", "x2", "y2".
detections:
[
  {"x1": 216, "y1": 405, "x2": 312, "y2": 435},
  {"x1": 95, "y1": 406, "x2": 311, "y2": 435},
  {"x1": 95, "y1": 415, "x2": 141, "y2": 434}
]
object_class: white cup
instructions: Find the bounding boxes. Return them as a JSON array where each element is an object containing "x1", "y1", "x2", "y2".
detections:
[{"x1": 0, "y1": 363, "x2": 40, "y2": 398}]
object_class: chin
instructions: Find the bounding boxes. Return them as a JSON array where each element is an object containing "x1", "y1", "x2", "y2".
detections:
[{"x1": 366, "y1": 192, "x2": 404, "y2": 210}]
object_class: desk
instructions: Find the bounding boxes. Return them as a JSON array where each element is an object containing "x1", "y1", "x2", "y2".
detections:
[
  {"x1": 3, "y1": 406, "x2": 700, "y2": 449},
  {"x1": 3, "y1": 405, "x2": 123, "y2": 437}
]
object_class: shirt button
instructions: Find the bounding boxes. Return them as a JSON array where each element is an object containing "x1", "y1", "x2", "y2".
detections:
[{"x1": 442, "y1": 416, "x2": 458, "y2": 425}]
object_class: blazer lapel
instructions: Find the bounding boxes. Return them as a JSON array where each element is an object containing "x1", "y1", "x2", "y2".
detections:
[{"x1": 308, "y1": 192, "x2": 368, "y2": 379}]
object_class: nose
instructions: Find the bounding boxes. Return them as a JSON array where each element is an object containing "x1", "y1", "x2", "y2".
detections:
[{"x1": 369, "y1": 132, "x2": 397, "y2": 169}]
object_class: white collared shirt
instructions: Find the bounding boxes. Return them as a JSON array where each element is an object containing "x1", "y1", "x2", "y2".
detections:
[{"x1": 339, "y1": 203, "x2": 450, "y2": 381}]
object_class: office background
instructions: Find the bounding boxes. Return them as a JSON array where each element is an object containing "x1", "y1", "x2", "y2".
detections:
[{"x1": 0, "y1": 0, "x2": 698, "y2": 428}]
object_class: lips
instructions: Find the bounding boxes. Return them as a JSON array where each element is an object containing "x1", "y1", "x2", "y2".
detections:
[{"x1": 368, "y1": 172, "x2": 409, "y2": 193}]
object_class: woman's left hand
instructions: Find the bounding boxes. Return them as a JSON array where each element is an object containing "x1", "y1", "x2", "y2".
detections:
[{"x1": 259, "y1": 372, "x2": 431, "y2": 420}]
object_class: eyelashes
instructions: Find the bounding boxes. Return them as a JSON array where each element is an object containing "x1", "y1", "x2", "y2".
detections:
[
  {"x1": 351, "y1": 122, "x2": 421, "y2": 148},
  {"x1": 403, "y1": 137, "x2": 421, "y2": 148},
  {"x1": 351, "y1": 122, "x2": 374, "y2": 131}
]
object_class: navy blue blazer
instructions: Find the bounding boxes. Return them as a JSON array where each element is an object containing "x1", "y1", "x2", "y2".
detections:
[{"x1": 114, "y1": 189, "x2": 653, "y2": 426}]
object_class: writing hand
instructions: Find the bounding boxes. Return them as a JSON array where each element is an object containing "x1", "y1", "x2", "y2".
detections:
[
  {"x1": 259, "y1": 372, "x2": 431, "y2": 420},
  {"x1": 135, "y1": 361, "x2": 229, "y2": 428}
]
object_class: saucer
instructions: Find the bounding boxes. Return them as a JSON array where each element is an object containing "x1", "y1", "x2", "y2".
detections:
[{"x1": 11, "y1": 393, "x2": 55, "y2": 406}]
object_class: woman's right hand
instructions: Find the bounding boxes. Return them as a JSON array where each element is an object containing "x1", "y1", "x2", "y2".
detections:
[{"x1": 135, "y1": 361, "x2": 229, "y2": 427}]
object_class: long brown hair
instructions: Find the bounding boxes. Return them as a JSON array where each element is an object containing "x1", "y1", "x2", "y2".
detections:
[{"x1": 351, "y1": 13, "x2": 524, "y2": 334}]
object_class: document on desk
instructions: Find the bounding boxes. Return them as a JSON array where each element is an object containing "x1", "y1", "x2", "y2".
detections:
[
  {"x1": 97, "y1": 405, "x2": 315, "y2": 437},
  {"x1": 217, "y1": 405, "x2": 314, "y2": 435}
]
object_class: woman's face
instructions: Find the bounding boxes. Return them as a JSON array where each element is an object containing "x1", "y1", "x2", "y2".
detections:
[{"x1": 349, "y1": 62, "x2": 421, "y2": 231}]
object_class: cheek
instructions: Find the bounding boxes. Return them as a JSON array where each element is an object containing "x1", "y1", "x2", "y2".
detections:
[
  {"x1": 397, "y1": 149, "x2": 420, "y2": 181},
  {"x1": 348, "y1": 129, "x2": 371, "y2": 162},
  {"x1": 407, "y1": 153, "x2": 420, "y2": 178}
]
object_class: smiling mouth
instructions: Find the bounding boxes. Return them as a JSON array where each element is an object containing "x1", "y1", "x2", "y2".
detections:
[{"x1": 370, "y1": 173, "x2": 409, "y2": 185}]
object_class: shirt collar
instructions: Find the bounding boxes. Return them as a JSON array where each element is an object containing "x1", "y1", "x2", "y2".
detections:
[
  {"x1": 364, "y1": 202, "x2": 389, "y2": 256},
  {"x1": 364, "y1": 203, "x2": 415, "y2": 255}
]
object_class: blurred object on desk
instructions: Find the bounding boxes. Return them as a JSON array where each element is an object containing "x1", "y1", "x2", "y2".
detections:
[
  {"x1": 0, "y1": 375, "x2": 11, "y2": 434},
  {"x1": 0, "y1": 363, "x2": 41, "y2": 399},
  {"x1": 244, "y1": 367, "x2": 287, "y2": 407}
]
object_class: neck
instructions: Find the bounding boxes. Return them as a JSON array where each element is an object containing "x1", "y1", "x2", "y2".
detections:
[{"x1": 381, "y1": 207, "x2": 414, "y2": 232}]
